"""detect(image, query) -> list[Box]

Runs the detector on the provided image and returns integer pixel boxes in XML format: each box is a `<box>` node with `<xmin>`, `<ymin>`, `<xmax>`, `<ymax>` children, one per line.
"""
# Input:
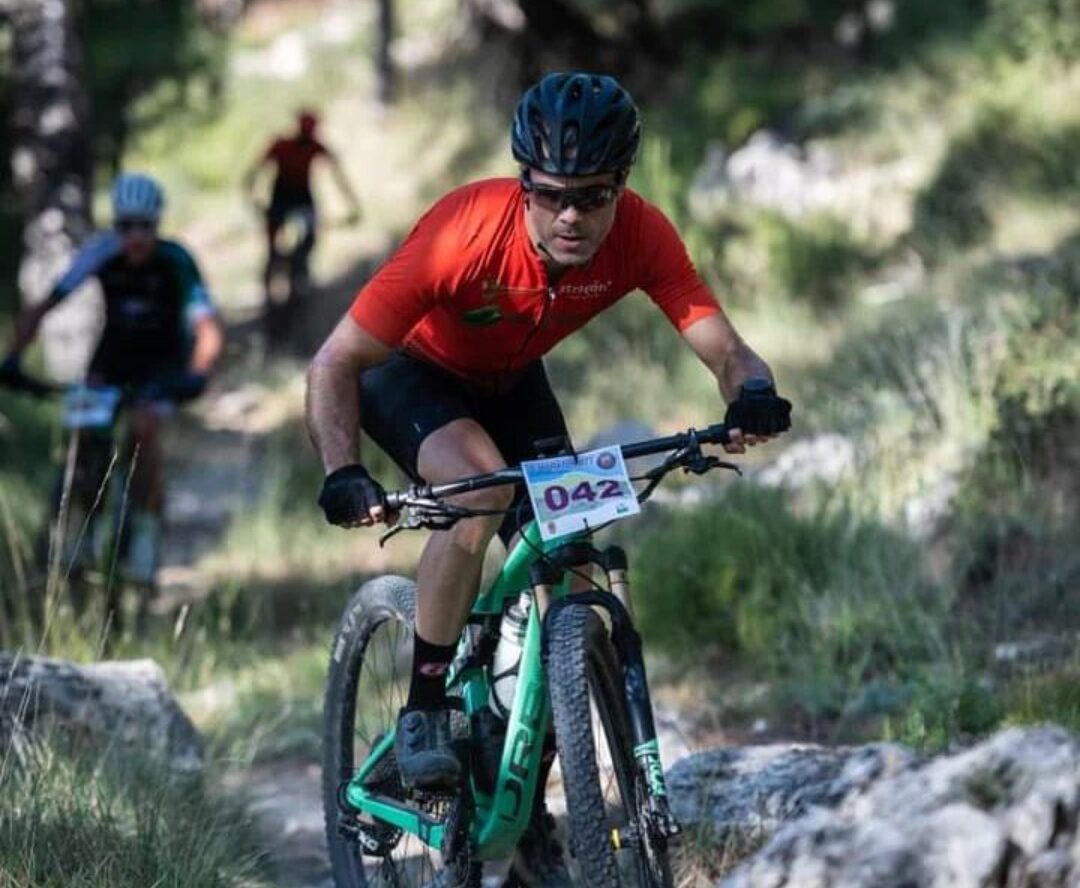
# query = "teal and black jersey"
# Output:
<box><xmin>52</xmin><ymin>233</ymin><xmax>216</xmax><ymax>380</ymax></box>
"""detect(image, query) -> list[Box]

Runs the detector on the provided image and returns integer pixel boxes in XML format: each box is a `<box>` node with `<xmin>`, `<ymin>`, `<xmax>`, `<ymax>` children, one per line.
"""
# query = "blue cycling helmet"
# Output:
<box><xmin>111</xmin><ymin>173</ymin><xmax>165</xmax><ymax>222</ymax></box>
<box><xmin>511</xmin><ymin>72</ymin><xmax>641</xmax><ymax>177</ymax></box>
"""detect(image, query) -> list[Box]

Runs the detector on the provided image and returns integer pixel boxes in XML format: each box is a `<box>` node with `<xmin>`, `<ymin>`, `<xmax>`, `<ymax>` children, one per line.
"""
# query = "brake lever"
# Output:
<box><xmin>378</xmin><ymin>522</ymin><xmax>408</xmax><ymax>547</ymax></box>
<box><xmin>377</xmin><ymin>498</ymin><xmax>470</xmax><ymax>547</ymax></box>
<box><xmin>682</xmin><ymin>454</ymin><xmax>742</xmax><ymax>476</ymax></box>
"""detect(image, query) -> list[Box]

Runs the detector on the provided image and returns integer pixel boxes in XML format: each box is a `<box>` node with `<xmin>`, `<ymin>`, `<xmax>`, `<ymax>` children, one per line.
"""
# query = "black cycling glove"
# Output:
<box><xmin>724</xmin><ymin>377</ymin><xmax>792</xmax><ymax>437</ymax></box>
<box><xmin>318</xmin><ymin>464</ymin><xmax>386</xmax><ymax>527</ymax></box>
<box><xmin>0</xmin><ymin>355</ymin><xmax>21</xmax><ymax>387</ymax></box>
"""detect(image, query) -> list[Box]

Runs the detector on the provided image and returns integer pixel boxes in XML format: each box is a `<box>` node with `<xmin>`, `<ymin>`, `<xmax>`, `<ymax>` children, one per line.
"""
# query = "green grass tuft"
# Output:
<box><xmin>0</xmin><ymin>744</ymin><xmax>268</xmax><ymax>888</ymax></box>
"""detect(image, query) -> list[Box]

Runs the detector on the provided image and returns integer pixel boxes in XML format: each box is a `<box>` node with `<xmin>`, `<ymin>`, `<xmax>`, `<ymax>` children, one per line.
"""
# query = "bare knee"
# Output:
<box><xmin>130</xmin><ymin>407</ymin><xmax>161</xmax><ymax>440</ymax></box>
<box><xmin>417</xmin><ymin>418</ymin><xmax>517</xmax><ymax>553</ymax></box>
<box><xmin>127</xmin><ymin>408</ymin><xmax>163</xmax><ymax>461</ymax></box>
<box><xmin>441</xmin><ymin>484</ymin><xmax>512</xmax><ymax>554</ymax></box>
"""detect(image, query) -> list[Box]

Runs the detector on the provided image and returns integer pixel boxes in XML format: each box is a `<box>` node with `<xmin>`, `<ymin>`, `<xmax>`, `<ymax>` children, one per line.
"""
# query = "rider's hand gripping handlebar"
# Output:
<box><xmin>375</xmin><ymin>422</ymin><xmax>740</xmax><ymax>545</ymax></box>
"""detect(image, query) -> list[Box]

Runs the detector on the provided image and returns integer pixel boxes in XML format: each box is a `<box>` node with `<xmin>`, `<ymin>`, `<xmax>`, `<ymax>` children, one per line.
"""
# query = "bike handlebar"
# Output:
<box><xmin>382</xmin><ymin>422</ymin><xmax>732</xmax><ymax>511</ymax></box>
<box><xmin>0</xmin><ymin>368</ymin><xmax>64</xmax><ymax>398</ymax></box>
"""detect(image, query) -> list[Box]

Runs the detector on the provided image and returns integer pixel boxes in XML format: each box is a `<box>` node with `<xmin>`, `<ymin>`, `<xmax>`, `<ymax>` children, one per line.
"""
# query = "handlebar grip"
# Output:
<box><xmin>703</xmin><ymin>423</ymin><xmax>731</xmax><ymax>446</ymax></box>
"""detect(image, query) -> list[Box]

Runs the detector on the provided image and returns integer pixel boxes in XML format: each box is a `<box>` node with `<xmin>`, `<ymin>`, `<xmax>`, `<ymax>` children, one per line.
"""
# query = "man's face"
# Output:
<box><xmin>115</xmin><ymin>219</ymin><xmax>158</xmax><ymax>265</ymax></box>
<box><xmin>522</xmin><ymin>168</ymin><xmax>623</xmax><ymax>269</ymax></box>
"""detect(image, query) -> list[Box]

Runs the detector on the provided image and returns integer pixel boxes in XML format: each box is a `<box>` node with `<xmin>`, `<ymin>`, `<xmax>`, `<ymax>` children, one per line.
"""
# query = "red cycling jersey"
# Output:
<box><xmin>265</xmin><ymin>136</ymin><xmax>328</xmax><ymax>196</ymax></box>
<box><xmin>349</xmin><ymin>178</ymin><xmax>720</xmax><ymax>383</ymax></box>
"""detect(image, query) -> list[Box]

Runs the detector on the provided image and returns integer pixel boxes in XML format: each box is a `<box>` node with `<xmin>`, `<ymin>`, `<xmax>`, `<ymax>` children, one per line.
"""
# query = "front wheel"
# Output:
<box><xmin>322</xmin><ymin>575</ymin><xmax>446</xmax><ymax>887</ymax></box>
<box><xmin>545</xmin><ymin>604</ymin><xmax>675</xmax><ymax>888</ymax></box>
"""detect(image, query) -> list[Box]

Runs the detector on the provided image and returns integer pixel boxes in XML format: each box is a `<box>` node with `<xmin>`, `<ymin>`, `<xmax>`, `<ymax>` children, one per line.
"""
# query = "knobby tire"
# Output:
<box><xmin>545</xmin><ymin>603</ymin><xmax>675</xmax><ymax>888</ymax></box>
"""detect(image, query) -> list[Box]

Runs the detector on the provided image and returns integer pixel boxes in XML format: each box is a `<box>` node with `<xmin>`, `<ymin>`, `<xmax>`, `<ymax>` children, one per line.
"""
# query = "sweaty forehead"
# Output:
<box><xmin>527</xmin><ymin>168</ymin><xmax>619</xmax><ymax>189</ymax></box>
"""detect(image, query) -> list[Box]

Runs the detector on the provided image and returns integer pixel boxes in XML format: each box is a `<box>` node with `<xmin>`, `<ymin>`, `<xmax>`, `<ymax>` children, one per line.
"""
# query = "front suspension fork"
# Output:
<box><xmin>534</xmin><ymin>544</ymin><xmax>681</xmax><ymax>841</ymax></box>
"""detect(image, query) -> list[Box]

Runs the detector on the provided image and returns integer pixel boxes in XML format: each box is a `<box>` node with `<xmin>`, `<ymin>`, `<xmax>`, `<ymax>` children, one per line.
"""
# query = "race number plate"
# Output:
<box><xmin>522</xmin><ymin>445</ymin><xmax>640</xmax><ymax>542</ymax></box>
<box><xmin>63</xmin><ymin>385</ymin><xmax>122</xmax><ymax>430</ymax></box>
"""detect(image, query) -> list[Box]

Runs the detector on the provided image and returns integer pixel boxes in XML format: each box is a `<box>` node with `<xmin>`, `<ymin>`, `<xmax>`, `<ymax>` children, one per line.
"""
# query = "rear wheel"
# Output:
<box><xmin>322</xmin><ymin>575</ymin><xmax>447</xmax><ymax>887</ymax></box>
<box><xmin>545</xmin><ymin>603</ymin><xmax>675</xmax><ymax>888</ymax></box>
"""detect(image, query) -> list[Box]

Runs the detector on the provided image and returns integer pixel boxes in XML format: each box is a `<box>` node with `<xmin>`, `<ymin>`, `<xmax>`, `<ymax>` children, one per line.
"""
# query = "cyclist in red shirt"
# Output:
<box><xmin>245</xmin><ymin>109</ymin><xmax>361</xmax><ymax>292</ymax></box>
<box><xmin>306</xmin><ymin>73</ymin><xmax>791</xmax><ymax>885</ymax></box>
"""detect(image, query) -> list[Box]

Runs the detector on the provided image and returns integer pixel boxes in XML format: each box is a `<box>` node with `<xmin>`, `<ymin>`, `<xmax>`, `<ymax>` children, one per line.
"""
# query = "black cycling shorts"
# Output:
<box><xmin>267</xmin><ymin>184</ymin><xmax>316</xmax><ymax>227</ymax></box>
<box><xmin>88</xmin><ymin>343</ymin><xmax>187</xmax><ymax>390</ymax></box>
<box><xmin>360</xmin><ymin>352</ymin><xmax>570</xmax><ymax>545</ymax></box>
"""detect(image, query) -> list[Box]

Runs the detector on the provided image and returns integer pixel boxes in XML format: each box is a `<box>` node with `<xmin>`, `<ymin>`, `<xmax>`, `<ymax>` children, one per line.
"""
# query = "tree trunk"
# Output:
<box><xmin>462</xmin><ymin>0</ymin><xmax>663</xmax><ymax>88</ymax></box>
<box><xmin>375</xmin><ymin>0</ymin><xmax>396</xmax><ymax>107</ymax></box>
<box><xmin>3</xmin><ymin>0</ymin><xmax>98</xmax><ymax>381</ymax></box>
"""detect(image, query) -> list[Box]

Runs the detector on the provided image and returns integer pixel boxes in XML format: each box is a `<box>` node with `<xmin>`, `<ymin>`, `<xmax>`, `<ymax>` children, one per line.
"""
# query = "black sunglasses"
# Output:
<box><xmin>520</xmin><ymin>173</ymin><xmax>619</xmax><ymax>213</ymax></box>
<box><xmin>115</xmin><ymin>219</ymin><xmax>157</xmax><ymax>234</ymax></box>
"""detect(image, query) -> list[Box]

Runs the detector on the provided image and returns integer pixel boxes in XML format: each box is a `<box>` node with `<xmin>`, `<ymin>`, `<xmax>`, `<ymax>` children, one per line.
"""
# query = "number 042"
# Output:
<box><xmin>543</xmin><ymin>479</ymin><xmax>622</xmax><ymax>513</ymax></box>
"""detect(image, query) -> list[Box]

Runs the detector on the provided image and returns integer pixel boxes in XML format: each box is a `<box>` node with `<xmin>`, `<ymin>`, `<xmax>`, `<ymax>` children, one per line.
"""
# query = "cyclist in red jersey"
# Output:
<box><xmin>244</xmin><ymin>109</ymin><xmax>361</xmax><ymax>291</ymax></box>
<box><xmin>306</xmin><ymin>73</ymin><xmax>791</xmax><ymax>886</ymax></box>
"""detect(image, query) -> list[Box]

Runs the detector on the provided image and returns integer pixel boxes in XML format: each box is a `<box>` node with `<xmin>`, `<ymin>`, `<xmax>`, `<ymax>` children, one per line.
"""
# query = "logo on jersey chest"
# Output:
<box><xmin>558</xmin><ymin>280</ymin><xmax>613</xmax><ymax>299</ymax></box>
<box><xmin>458</xmin><ymin>276</ymin><xmax>611</xmax><ymax>327</ymax></box>
<box><xmin>461</xmin><ymin>306</ymin><xmax>503</xmax><ymax>326</ymax></box>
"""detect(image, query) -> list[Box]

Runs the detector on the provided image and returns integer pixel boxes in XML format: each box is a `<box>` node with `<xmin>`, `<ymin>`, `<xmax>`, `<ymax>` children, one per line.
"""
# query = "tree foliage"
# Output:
<box><xmin>84</xmin><ymin>0</ymin><xmax>226</xmax><ymax>173</ymax></box>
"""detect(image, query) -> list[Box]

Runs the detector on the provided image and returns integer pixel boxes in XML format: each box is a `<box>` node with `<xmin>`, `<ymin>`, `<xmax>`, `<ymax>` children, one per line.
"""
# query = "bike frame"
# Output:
<box><xmin>343</xmin><ymin>520</ymin><xmax>580</xmax><ymax>860</ymax></box>
<box><xmin>342</xmin><ymin>423</ymin><xmax>730</xmax><ymax>860</ymax></box>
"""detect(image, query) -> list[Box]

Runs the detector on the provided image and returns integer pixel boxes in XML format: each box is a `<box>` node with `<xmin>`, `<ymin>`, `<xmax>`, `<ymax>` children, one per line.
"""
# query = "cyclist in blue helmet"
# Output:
<box><xmin>2</xmin><ymin>173</ymin><xmax>225</xmax><ymax>586</ymax></box>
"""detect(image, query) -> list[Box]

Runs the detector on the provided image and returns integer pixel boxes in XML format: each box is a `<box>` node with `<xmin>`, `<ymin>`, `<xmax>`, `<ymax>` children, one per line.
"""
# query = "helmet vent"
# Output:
<box><xmin>511</xmin><ymin>72</ymin><xmax>640</xmax><ymax>176</ymax></box>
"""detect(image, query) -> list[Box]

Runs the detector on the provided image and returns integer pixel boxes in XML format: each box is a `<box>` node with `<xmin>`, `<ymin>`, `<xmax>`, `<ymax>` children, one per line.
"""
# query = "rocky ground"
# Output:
<box><xmin>7</xmin><ymin>641</ymin><xmax>1077</xmax><ymax>888</ymax></box>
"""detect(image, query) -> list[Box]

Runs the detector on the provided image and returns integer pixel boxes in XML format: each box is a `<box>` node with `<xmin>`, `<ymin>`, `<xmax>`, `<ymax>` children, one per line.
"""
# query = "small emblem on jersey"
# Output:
<box><xmin>462</xmin><ymin>306</ymin><xmax>503</xmax><ymax>326</ymax></box>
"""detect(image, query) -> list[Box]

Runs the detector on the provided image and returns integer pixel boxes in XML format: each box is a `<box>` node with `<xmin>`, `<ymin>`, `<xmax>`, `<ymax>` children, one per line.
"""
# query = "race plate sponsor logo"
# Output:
<box><xmin>63</xmin><ymin>385</ymin><xmax>122</xmax><ymax>430</ymax></box>
<box><xmin>522</xmin><ymin>445</ymin><xmax>640</xmax><ymax>542</ymax></box>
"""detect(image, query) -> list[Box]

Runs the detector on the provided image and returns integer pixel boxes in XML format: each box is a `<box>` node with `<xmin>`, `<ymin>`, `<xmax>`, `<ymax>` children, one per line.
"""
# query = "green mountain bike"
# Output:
<box><xmin>322</xmin><ymin>422</ymin><xmax>738</xmax><ymax>887</ymax></box>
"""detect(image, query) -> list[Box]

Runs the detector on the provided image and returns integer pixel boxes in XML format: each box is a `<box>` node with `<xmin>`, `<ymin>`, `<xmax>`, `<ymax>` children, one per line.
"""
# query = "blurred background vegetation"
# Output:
<box><xmin>2</xmin><ymin>0</ymin><xmax>1079</xmax><ymax>884</ymax></box>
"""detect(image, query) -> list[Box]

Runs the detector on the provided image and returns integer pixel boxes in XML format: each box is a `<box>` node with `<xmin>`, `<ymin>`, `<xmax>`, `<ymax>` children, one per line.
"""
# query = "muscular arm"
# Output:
<box><xmin>243</xmin><ymin>153</ymin><xmax>267</xmax><ymax>188</ymax></box>
<box><xmin>8</xmin><ymin>294</ymin><xmax>61</xmax><ymax>356</ymax></box>
<box><xmin>325</xmin><ymin>152</ymin><xmax>361</xmax><ymax>216</ymax></box>
<box><xmin>305</xmin><ymin>316</ymin><xmax>392</xmax><ymax>472</ymax></box>
<box><xmin>243</xmin><ymin>152</ymin><xmax>272</xmax><ymax>205</ymax></box>
<box><xmin>681</xmin><ymin>308</ymin><xmax>779</xmax><ymax>451</ymax></box>
<box><xmin>189</xmin><ymin>315</ymin><xmax>224</xmax><ymax>375</ymax></box>
<box><xmin>681</xmin><ymin>308</ymin><xmax>774</xmax><ymax>402</ymax></box>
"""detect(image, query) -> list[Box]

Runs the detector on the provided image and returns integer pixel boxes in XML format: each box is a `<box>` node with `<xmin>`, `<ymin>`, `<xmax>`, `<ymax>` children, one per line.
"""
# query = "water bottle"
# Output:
<box><xmin>489</xmin><ymin>592</ymin><xmax>531</xmax><ymax>719</ymax></box>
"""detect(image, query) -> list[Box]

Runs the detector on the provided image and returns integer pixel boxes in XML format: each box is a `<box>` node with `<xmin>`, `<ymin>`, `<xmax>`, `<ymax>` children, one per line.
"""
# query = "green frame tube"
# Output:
<box><xmin>344</xmin><ymin>520</ymin><xmax>575</xmax><ymax>860</ymax></box>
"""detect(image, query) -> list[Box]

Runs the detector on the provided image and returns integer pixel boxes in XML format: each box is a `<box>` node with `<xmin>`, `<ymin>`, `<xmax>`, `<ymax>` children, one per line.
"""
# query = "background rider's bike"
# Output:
<box><xmin>264</xmin><ymin>205</ymin><xmax>316</xmax><ymax>312</ymax></box>
<box><xmin>322</xmin><ymin>422</ymin><xmax>738</xmax><ymax>887</ymax></box>
<box><xmin>0</xmin><ymin>369</ymin><xmax>161</xmax><ymax>641</ymax></box>
<box><xmin>260</xmin><ymin>205</ymin><xmax>356</xmax><ymax>344</ymax></box>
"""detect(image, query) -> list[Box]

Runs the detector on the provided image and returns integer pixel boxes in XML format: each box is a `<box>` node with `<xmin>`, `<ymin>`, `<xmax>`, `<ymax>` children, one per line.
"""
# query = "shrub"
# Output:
<box><xmin>983</xmin><ymin>0</ymin><xmax>1080</xmax><ymax>62</ymax></box>
<box><xmin>632</xmin><ymin>485</ymin><xmax>947</xmax><ymax>710</ymax></box>
<box><xmin>912</xmin><ymin>108</ymin><xmax>1080</xmax><ymax>257</ymax></box>
<box><xmin>0</xmin><ymin>744</ymin><xmax>266</xmax><ymax>888</ymax></box>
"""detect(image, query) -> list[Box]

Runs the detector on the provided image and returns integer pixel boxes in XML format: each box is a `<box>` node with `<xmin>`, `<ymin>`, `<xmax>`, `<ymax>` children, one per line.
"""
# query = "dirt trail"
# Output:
<box><xmin>159</xmin><ymin>349</ymin><xmax>726</xmax><ymax>887</ymax></box>
<box><xmin>159</xmin><ymin>337</ymin><xmax>738</xmax><ymax>888</ymax></box>
<box><xmin>155</xmin><ymin>332</ymin><xmax>332</xmax><ymax>888</ymax></box>
<box><xmin>230</xmin><ymin>698</ymin><xmax>711</xmax><ymax>887</ymax></box>
<box><xmin>156</xmin><ymin>334</ymin><xmax>274</xmax><ymax>609</ymax></box>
